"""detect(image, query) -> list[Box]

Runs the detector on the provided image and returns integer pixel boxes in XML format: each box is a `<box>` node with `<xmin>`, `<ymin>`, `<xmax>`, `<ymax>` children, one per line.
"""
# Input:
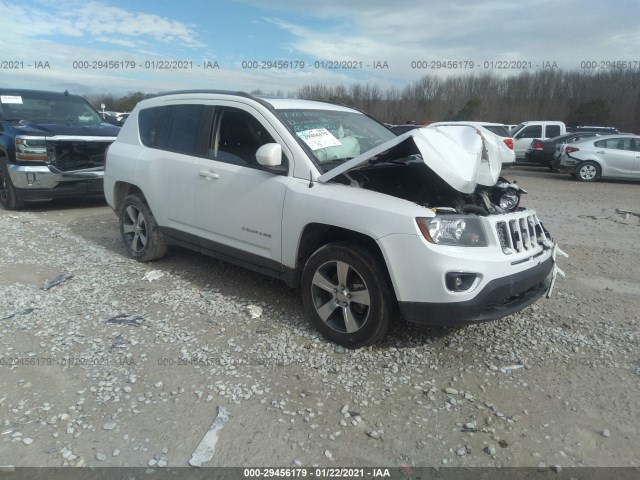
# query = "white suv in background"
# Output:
<box><xmin>104</xmin><ymin>90</ymin><xmax>558</xmax><ymax>347</ymax></box>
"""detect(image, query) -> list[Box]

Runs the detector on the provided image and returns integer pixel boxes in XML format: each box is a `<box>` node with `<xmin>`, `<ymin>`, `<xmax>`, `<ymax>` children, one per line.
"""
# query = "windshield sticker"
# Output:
<box><xmin>0</xmin><ymin>95</ymin><xmax>23</xmax><ymax>104</ymax></box>
<box><xmin>296</xmin><ymin>128</ymin><xmax>342</xmax><ymax>151</ymax></box>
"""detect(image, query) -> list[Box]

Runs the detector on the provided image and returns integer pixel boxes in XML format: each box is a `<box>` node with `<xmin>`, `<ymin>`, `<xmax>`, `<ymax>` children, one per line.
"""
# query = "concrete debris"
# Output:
<box><xmin>189</xmin><ymin>406</ymin><xmax>230</xmax><ymax>467</ymax></box>
<box><xmin>142</xmin><ymin>270</ymin><xmax>165</xmax><ymax>282</ymax></box>
<box><xmin>42</xmin><ymin>273</ymin><xmax>73</xmax><ymax>291</ymax></box>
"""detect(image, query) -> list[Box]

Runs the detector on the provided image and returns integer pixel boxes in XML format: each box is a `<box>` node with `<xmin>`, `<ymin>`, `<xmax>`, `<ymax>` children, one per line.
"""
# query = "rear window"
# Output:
<box><xmin>482</xmin><ymin>125</ymin><xmax>510</xmax><ymax>137</ymax></box>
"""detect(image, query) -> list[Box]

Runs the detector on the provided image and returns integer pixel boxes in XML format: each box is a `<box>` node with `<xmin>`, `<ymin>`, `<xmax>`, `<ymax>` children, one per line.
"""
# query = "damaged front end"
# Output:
<box><xmin>319</xmin><ymin>126</ymin><xmax>528</xmax><ymax>216</ymax></box>
<box><xmin>45</xmin><ymin>136</ymin><xmax>114</xmax><ymax>173</ymax></box>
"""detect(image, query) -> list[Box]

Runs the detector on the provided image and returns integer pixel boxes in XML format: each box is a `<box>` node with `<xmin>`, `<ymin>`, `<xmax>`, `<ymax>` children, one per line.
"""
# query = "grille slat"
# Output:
<box><xmin>495</xmin><ymin>213</ymin><xmax>549</xmax><ymax>255</ymax></box>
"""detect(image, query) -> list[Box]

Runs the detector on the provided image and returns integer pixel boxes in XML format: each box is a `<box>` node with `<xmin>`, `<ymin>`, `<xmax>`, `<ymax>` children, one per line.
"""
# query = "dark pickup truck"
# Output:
<box><xmin>0</xmin><ymin>89</ymin><xmax>120</xmax><ymax>209</ymax></box>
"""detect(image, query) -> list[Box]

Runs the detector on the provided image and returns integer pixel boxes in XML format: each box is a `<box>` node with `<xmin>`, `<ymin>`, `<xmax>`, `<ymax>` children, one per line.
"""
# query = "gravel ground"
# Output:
<box><xmin>0</xmin><ymin>167</ymin><xmax>638</xmax><ymax>469</ymax></box>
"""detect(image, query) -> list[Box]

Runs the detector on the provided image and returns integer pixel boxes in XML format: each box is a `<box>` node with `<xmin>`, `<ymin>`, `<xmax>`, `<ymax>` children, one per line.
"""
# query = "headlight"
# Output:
<box><xmin>499</xmin><ymin>188</ymin><xmax>521</xmax><ymax>211</ymax></box>
<box><xmin>416</xmin><ymin>216</ymin><xmax>488</xmax><ymax>246</ymax></box>
<box><xmin>15</xmin><ymin>136</ymin><xmax>47</xmax><ymax>161</ymax></box>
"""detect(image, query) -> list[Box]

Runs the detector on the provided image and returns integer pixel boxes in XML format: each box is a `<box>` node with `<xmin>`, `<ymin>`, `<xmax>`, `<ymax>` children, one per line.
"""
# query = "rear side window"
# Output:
<box><xmin>518</xmin><ymin>125</ymin><xmax>542</xmax><ymax>138</ymax></box>
<box><xmin>546</xmin><ymin>125</ymin><xmax>561</xmax><ymax>137</ymax></box>
<box><xmin>167</xmin><ymin>104</ymin><xmax>206</xmax><ymax>155</ymax></box>
<box><xmin>139</xmin><ymin>106</ymin><xmax>171</xmax><ymax>148</ymax></box>
<box><xmin>595</xmin><ymin>138</ymin><xmax>634</xmax><ymax>150</ymax></box>
<box><xmin>138</xmin><ymin>104</ymin><xmax>212</xmax><ymax>156</ymax></box>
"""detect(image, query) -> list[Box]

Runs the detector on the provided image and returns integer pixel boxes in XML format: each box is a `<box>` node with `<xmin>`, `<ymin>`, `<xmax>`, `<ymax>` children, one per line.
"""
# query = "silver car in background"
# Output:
<box><xmin>555</xmin><ymin>134</ymin><xmax>640</xmax><ymax>181</ymax></box>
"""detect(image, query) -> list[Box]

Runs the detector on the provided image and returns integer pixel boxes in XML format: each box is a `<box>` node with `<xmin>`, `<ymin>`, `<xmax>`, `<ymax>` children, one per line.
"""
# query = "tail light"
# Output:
<box><xmin>565</xmin><ymin>146</ymin><xmax>579</xmax><ymax>153</ymax></box>
<box><xmin>503</xmin><ymin>138</ymin><xmax>514</xmax><ymax>150</ymax></box>
<box><xmin>531</xmin><ymin>140</ymin><xmax>543</xmax><ymax>150</ymax></box>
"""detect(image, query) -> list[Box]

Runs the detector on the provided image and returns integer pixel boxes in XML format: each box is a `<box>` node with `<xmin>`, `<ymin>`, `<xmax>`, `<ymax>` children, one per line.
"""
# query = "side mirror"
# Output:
<box><xmin>256</xmin><ymin>143</ymin><xmax>282</xmax><ymax>167</ymax></box>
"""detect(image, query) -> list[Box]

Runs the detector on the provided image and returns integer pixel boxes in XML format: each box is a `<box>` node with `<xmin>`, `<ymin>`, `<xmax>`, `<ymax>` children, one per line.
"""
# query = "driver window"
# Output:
<box><xmin>210</xmin><ymin>108</ymin><xmax>283</xmax><ymax>169</ymax></box>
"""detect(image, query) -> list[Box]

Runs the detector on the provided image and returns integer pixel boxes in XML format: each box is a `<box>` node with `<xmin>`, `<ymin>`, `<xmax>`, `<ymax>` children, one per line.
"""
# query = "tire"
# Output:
<box><xmin>119</xmin><ymin>194</ymin><xmax>167</xmax><ymax>261</ymax></box>
<box><xmin>575</xmin><ymin>161</ymin><xmax>600</xmax><ymax>182</ymax></box>
<box><xmin>301</xmin><ymin>242</ymin><xmax>394</xmax><ymax>348</ymax></box>
<box><xmin>0</xmin><ymin>163</ymin><xmax>24</xmax><ymax>210</ymax></box>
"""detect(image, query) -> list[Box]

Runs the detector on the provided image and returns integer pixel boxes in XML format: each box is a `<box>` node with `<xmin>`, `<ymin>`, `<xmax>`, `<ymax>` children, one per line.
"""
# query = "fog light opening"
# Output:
<box><xmin>445</xmin><ymin>272</ymin><xmax>478</xmax><ymax>292</ymax></box>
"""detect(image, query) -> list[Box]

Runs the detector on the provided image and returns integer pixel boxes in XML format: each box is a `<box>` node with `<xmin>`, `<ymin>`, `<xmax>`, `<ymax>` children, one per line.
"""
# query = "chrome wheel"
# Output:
<box><xmin>577</xmin><ymin>162</ymin><xmax>599</xmax><ymax>182</ymax></box>
<box><xmin>119</xmin><ymin>194</ymin><xmax>167</xmax><ymax>262</ymax></box>
<box><xmin>301</xmin><ymin>242</ymin><xmax>393</xmax><ymax>347</ymax></box>
<box><xmin>122</xmin><ymin>204</ymin><xmax>148</xmax><ymax>253</ymax></box>
<box><xmin>310</xmin><ymin>260</ymin><xmax>371</xmax><ymax>334</ymax></box>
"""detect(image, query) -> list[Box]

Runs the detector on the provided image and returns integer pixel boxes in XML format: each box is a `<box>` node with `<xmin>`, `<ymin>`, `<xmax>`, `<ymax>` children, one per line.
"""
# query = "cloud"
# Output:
<box><xmin>245</xmin><ymin>0</ymin><xmax>640</xmax><ymax>79</ymax></box>
<box><xmin>0</xmin><ymin>0</ymin><xmax>204</xmax><ymax>49</ymax></box>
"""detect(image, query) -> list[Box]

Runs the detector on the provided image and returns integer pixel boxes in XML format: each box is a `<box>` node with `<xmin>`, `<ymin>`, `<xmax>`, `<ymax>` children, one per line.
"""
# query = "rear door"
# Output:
<box><xmin>633</xmin><ymin>139</ymin><xmax>640</xmax><ymax>177</ymax></box>
<box><xmin>595</xmin><ymin>138</ymin><xmax>636</xmax><ymax>177</ymax></box>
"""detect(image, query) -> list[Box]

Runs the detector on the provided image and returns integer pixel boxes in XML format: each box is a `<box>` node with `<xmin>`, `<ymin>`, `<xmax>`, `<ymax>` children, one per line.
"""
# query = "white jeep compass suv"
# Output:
<box><xmin>104</xmin><ymin>90</ymin><xmax>558</xmax><ymax>347</ymax></box>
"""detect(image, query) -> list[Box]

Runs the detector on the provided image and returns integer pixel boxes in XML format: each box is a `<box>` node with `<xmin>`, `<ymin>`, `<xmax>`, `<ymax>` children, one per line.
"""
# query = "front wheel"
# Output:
<box><xmin>0</xmin><ymin>164</ymin><xmax>24</xmax><ymax>210</ymax></box>
<box><xmin>575</xmin><ymin>161</ymin><xmax>600</xmax><ymax>182</ymax></box>
<box><xmin>119</xmin><ymin>194</ymin><xmax>167</xmax><ymax>261</ymax></box>
<box><xmin>301</xmin><ymin>242</ymin><xmax>394</xmax><ymax>348</ymax></box>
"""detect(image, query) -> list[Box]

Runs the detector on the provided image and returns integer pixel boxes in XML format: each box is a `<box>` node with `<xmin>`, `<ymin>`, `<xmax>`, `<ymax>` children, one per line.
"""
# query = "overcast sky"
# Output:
<box><xmin>1</xmin><ymin>0</ymin><xmax>638</xmax><ymax>96</ymax></box>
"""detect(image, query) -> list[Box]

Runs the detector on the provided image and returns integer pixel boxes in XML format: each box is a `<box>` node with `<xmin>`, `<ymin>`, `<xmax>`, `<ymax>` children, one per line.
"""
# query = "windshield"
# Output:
<box><xmin>276</xmin><ymin>109</ymin><xmax>396</xmax><ymax>172</ymax></box>
<box><xmin>0</xmin><ymin>92</ymin><xmax>103</xmax><ymax>124</ymax></box>
<box><xmin>510</xmin><ymin>122</ymin><xmax>526</xmax><ymax>136</ymax></box>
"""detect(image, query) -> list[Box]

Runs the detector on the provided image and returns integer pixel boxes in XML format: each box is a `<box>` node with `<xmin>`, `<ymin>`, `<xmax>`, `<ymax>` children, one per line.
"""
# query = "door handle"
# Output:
<box><xmin>199</xmin><ymin>170</ymin><xmax>220</xmax><ymax>179</ymax></box>
<box><xmin>596</xmin><ymin>151</ymin><xmax>605</xmax><ymax>154</ymax></box>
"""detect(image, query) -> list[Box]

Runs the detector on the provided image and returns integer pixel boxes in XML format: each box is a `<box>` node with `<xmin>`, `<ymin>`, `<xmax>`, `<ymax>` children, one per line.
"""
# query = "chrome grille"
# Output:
<box><xmin>495</xmin><ymin>213</ymin><xmax>550</xmax><ymax>255</ymax></box>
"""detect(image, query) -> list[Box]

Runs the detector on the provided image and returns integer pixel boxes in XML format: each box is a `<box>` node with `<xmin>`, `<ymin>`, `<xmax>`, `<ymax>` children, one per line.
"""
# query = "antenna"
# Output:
<box><xmin>308</xmin><ymin>170</ymin><xmax>314</xmax><ymax>188</ymax></box>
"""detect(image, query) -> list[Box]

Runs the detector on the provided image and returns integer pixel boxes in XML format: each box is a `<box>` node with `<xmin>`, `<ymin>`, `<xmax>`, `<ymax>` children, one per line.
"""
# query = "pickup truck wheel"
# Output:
<box><xmin>301</xmin><ymin>242</ymin><xmax>393</xmax><ymax>348</ymax></box>
<box><xmin>0</xmin><ymin>164</ymin><xmax>24</xmax><ymax>210</ymax></box>
<box><xmin>119</xmin><ymin>194</ymin><xmax>167</xmax><ymax>261</ymax></box>
<box><xmin>575</xmin><ymin>161</ymin><xmax>600</xmax><ymax>182</ymax></box>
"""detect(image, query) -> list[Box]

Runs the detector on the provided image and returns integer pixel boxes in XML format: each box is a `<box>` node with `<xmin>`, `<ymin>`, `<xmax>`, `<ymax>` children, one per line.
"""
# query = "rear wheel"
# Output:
<box><xmin>0</xmin><ymin>163</ymin><xmax>24</xmax><ymax>210</ymax></box>
<box><xmin>119</xmin><ymin>194</ymin><xmax>167</xmax><ymax>261</ymax></box>
<box><xmin>575</xmin><ymin>161</ymin><xmax>600</xmax><ymax>182</ymax></box>
<box><xmin>301</xmin><ymin>242</ymin><xmax>394</xmax><ymax>348</ymax></box>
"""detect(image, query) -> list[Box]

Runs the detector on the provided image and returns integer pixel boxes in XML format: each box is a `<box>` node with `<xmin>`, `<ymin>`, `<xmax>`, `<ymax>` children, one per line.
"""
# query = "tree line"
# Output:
<box><xmin>86</xmin><ymin>69</ymin><xmax>640</xmax><ymax>133</ymax></box>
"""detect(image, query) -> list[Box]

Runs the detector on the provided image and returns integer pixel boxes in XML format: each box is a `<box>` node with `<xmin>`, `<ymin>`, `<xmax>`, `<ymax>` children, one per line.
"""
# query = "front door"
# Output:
<box><xmin>193</xmin><ymin>105</ymin><xmax>291</xmax><ymax>267</ymax></box>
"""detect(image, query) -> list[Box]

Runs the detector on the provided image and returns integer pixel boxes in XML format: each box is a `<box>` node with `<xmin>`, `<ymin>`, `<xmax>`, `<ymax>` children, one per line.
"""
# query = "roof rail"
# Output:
<box><xmin>148</xmin><ymin>90</ymin><xmax>274</xmax><ymax>110</ymax></box>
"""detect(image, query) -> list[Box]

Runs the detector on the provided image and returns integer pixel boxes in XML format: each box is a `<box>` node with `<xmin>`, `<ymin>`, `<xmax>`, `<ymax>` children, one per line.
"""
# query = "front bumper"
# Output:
<box><xmin>8</xmin><ymin>164</ymin><xmax>104</xmax><ymax>201</ymax></box>
<box><xmin>398</xmin><ymin>256</ymin><xmax>553</xmax><ymax>326</ymax></box>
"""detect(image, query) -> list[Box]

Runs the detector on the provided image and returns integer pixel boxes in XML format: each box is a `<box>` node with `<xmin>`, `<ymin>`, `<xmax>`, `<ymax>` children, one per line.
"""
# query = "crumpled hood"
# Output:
<box><xmin>318</xmin><ymin>126</ymin><xmax>502</xmax><ymax>194</ymax></box>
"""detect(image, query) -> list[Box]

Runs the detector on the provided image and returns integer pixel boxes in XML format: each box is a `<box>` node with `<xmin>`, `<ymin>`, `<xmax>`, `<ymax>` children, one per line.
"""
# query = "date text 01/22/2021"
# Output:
<box><xmin>242</xmin><ymin>468</ymin><xmax>392</xmax><ymax>478</ymax></box>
